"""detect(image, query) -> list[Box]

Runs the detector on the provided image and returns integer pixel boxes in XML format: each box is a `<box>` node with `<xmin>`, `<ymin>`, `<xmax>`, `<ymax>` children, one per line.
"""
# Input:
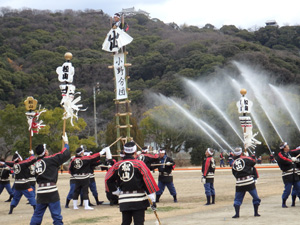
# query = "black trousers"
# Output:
<box><xmin>122</xmin><ymin>209</ymin><xmax>145</xmax><ymax>225</ymax></box>
<box><xmin>73</xmin><ymin>178</ymin><xmax>89</xmax><ymax>200</ymax></box>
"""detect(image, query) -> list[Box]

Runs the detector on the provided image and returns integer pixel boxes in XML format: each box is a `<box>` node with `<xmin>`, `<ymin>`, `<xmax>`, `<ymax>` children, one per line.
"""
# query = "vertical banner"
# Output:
<box><xmin>236</xmin><ymin>89</ymin><xmax>261</xmax><ymax>150</ymax></box>
<box><xmin>114</xmin><ymin>53</ymin><xmax>128</xmax><ymax>100</ymax></box>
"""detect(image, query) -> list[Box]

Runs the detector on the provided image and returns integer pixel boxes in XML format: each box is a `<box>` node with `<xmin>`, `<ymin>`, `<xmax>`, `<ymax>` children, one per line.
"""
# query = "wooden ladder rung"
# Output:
<box><xmin>116</xmin><ymin>112</ymin><xmax>132</xmax><ymax>116</ymax></box>
<box><xmin>117</xmin><ymin>125</ymin><xmax>133</xmax><ymax>129</ymax></box>
<box><xmin>114</xmin><ymin>100</ymin><xmax>131</xmax><ymax>104</ymax></box>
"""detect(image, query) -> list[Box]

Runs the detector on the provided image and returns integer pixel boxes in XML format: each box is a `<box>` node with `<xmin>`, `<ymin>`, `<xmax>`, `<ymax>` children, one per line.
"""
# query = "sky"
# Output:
<box><xmin>0</xmin><ymin>0</ymin><xmax>300</xmax><ymax>29</ymax></box>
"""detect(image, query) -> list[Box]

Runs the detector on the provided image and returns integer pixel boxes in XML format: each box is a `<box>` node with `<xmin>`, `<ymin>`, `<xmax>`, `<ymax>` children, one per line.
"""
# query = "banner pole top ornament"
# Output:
<box><xmin>24</xmin><ymin>96</ymin><xmax>37</xmax><ymax>111</ymax></box>
<box><xmin>64</xmin><ymin>52</ymin><xmax>73</xmax><ymax>61</ymax></box>
<box><xmin>240</xmin><ymin>88</ymin><xmax>247</xmax><ymax>96</ymax></box>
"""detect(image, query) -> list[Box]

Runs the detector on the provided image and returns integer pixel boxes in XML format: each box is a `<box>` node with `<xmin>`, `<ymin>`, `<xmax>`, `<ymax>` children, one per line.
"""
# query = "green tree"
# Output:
<box><xmin>0</xmin><ymin>104</ymin><xmax>28</xmax><ymax>158</ymax></box>
<box><xmin>140</xmin><ymin>105</ymin><xmax>192</xmax><ymax>154</ymax></box>
<box><xmin>105</xmin><ymin>116</ymin><xmax>144</xmax><ymax>154</ymax></box>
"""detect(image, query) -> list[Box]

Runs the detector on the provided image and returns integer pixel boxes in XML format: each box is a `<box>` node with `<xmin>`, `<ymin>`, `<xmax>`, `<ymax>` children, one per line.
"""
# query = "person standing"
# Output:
<box><xmin>219</xmin><ymin>151</ymin><xmax>225</xmax><ymax>167</ymax></box>
<box><xmin>269</xmin><ymin>152</ymin><xmax>275</xmax><ymax>163</ymax></box>
<box><xmin>155</xmin><ymin>149</ymin><xmax>177</xmax><ymax>203</ymax></box>
<box><xmin>276</xmin><ymin>142</ymin><xmax>300</xmax><ymax>208</ymax></box>
<box><xmin>0</xmin><ymin>159</ymin><xmax>14</xmax><ymax>202</ymax></box>
<box><xmin>232</xmin><ymin>147</ymin><xmax>261</xmax><ymax>218</ymax></box>
<box><xmin>89</xmin><ymin>155</ymin><xmax>104</xmax><ymax>206</ymax></box>
<box><xmin>137</xmin><ymin>146</ymin><xmax>159</xmax><ymax>171</ymax></box>
<box><xmin>105</xmin><ymin>142</ymin><xmax>159</xmax><ymax>225</ymax></box>
<box><xmin>69</xmin><ymin>146</ymin><xmax>109</xmax><ymax>210</ymax></box>
<box><xmin>3</xmin><ymin>151</ymin><xmax>37</xmax><ymax>214</ymax></box>
<box><xmin>228</xmin><ymin>151</ymin><xmax>234</xmax><ymax>167</ymax></box>
<box><xmin>201</xmin><ymin>148</ymin><xmax>216</xmax><ymax>205</ymax></box>
<box><xmin>30</xmin><ymin>133</ymin><xmax>70</xmax><ymax>225</ymax></box>
<box><xmin>112</xmin><ymin>13</ymin><xmax>129</xmax><ymax>31</ymax></box>
<box><xmin>65</xmin><ymin>156</ymin><xmax>75</xmax><ymax>208</ymax></box>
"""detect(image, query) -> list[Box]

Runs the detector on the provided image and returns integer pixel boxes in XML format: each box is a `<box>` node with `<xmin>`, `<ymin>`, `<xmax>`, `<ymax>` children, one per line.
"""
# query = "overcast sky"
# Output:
<box><xmin>0</xmin><ymin>0</ymin><xmax>300</xmax><ymax>29</ymax></box>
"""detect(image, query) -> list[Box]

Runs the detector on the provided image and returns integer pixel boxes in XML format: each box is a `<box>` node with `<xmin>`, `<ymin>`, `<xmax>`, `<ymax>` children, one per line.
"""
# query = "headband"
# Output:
<box><xmin>280</xmin><ymin>142</ymin><xmax>288</xmax><ymax>150</ymax></box>
<box><xmin>77</xmin><ymin>149</ymin><xmax>84</xmax><ymax>155</ymax></box>
<box><xmin>207</xmin><ymin>148</ymin><xmax>214</xmax><ymax>156</ymax></box>
<box><xmin>124</xmin><ymin>145</ymin><xmax>137</xmax><ymax>153</ymax></box>
<box><xmin>234</xmin><ymin>147</ymin><xmax>242</xmax><ymax>156</ymax></box>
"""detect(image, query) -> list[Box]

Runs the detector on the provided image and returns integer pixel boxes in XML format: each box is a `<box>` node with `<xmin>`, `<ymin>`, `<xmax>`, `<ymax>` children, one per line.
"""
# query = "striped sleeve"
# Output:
<box><xmin>278</xmin><ymin>152</ymin><xmax>292</xmax><ymax>163</ymax></box>
<box><xmin>135</xmin><ymin>160</ymin><xmax>159</xmax><ymax>193</ymax></box>
<box><xmin>104</xmin><ymin>163</ymin><xmax>120</xmax><ymax>192</ymax></box>
<box><xmin>203</xmin><ymin>158</ymin><xmax>210</xmax><ymax>177</ymax></box>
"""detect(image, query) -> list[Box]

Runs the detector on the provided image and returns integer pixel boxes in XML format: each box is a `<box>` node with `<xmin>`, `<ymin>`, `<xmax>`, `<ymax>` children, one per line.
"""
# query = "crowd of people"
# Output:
<box><xmin>0</xmin><ymin>137</ymin><xmax>179</xmax><ymax>224</ymax></box>
<box><xmin>0</xmin><ymin>129</ymin><xmax>298</xmax><ymax>224</ymax></box>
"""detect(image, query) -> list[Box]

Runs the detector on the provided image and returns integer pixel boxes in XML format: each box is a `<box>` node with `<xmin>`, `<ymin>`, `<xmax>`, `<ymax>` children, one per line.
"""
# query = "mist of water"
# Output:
<box><xmin>231</xmin><ymin>78</ymin><xmax>272</xmax><ymax>153</ymax></box>
<box><xmin>146</xmin><ymin>61</ymin><xmax>300</xmax><ymax>153</ymax></box>
<box><xmin>234</xmin><ymin>62</ymin><xmax>284</xmax><ymax>142</ymax></box>
<box><xmin>152</xmin><ymin>93</ymin><xmax>227</xmax><ymax>150</ymax></box>
<box><xmin>184</xmin><ymin>78</ymin><xmax>244</xmax><ymax>143</ymax></box>
<box><xmin>270</xmin><ymin>84</ymin><xmax>300</xmax><ymax>133</ymax></box>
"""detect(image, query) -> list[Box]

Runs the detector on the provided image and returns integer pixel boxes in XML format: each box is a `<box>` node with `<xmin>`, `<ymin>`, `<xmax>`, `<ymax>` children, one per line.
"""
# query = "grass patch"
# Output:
<box><xmin>146</xmin><ymin>206</ymin><xmax>181</xmax><ymax>214</ymax></box>
<box><xmin>72</xmin><ymin>216</ymin><xmax>109</xmax><ymax>223</ymax></box>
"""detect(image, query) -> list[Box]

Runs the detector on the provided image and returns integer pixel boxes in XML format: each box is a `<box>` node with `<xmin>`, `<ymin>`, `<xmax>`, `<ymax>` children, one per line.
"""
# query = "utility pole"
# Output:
<box><xmin>93</xmin><ymin>82</ymin><xmax>100</xmax><ymax>147</ymax></box>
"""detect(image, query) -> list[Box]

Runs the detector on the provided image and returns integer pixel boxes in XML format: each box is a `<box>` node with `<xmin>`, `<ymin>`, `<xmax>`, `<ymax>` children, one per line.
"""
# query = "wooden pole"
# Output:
<box><xmin>62</xmin><ymin>116</ymin><xmax>66</xmax><ymax>149</ymax></box>
<box><xmin>109</xmin><ymin>136</ymin><xmax>123</xmax><ymax>148</ymax></box>
<box><xmin>147</xmin><ymin>195</ymin><xmax>162</xmax><ymax>225</ymax></box>
<box><xmin>29</xmin><ymin>130</ymin><xmax>32</xmax><ymax>151</ymax></box>
<box><xmin>134</xmin><ymin>142</ymin><xmax>142</xmax><ymax>150</ymax></box>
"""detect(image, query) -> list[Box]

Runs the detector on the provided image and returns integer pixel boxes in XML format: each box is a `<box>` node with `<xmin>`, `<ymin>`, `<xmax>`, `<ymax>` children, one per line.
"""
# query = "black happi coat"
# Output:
<box><xmin>232</xmin><ymin>155</ymin><xmax>258</xmax><ymax>192</ymax></box>
<box><xmin>105</xmin><ymin>155</ymin><xmax>159</xmax><ymax>212</ymax></box>
<box><xmin>35</xmin><ymin>144</ymin><xmax>70</xmax><ymax>204</ymax></box>
<box><xmin>276</xmin><ymin>148</ymin><xmax>300</xmax><ymax>183</ymax></box>
<box><xmin>6</xmin><ymin>156</ymin><xmax>36</xmax><ymax>191</ymax></box>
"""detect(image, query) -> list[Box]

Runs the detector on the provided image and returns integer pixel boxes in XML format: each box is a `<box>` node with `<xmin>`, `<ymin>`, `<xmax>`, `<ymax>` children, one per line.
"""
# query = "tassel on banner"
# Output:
<box><xmin>59</xmin><ymin>84</ymin><xmax>86</xmax><ymax>126</ymax></box>
<box><xmin>24</xmin><ymin>97</ymin><xmax>46</xmax><ymax>137</ymax></box>
<box><xmin>56</xmin><ymin>53</ymin><xmax>86</xmax><ymax>127</ymax></box>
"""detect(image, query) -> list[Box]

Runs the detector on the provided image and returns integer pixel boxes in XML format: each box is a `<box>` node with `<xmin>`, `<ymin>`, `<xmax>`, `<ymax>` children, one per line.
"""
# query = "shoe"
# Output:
<box><xmin>73</xmin><ymin>200</ymin><xmax>79</xmax><ymax>210</ymax></box>
<box><xmin>8</xmin><ymin>205</ymin><xmax>15</xmax><ymax>214</ymax></box>
<box><xmin>205</xmin><ymin>195</ymin><xmax>211</xmax><ymax>205</ymax></box>
<box><xmin>65</xmin><ymin>199</ymin><xmax>70</xmax><ymax>208</ymax></box>
<box><xmin>84</xmin><ymin>200</ymin><xmax>94</xmax><ymax>210</ymax></box>
<box><xmin>232</xmin><ymin>205</ymin><xmax>240</xmax><ymax>218</ymax></box>
<box><xmin>282</xmin><ymin>199</ymin><xmax>288</xmax><ymax>208</ymax></box>
<box><xmin>173</xmin><ymin>195</ymin><xmax>178</xmax><ymax>203</ymax></box>
<box><xmin>254</xmin><ymin>204</ymin><xmax>260</xmax><ymax>217</ymax></box>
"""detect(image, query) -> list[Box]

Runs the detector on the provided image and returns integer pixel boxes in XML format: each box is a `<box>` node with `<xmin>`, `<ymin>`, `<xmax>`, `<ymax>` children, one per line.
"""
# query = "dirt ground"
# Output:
<box><xmin>0</xmin><ymin>165</ymin><xmax>298</xmax><ymax>225</ymax></box>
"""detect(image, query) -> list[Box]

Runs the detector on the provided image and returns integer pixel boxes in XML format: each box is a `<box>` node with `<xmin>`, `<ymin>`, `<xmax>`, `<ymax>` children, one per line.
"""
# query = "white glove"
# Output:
<box><xmin>62</xmin><ymin>133</ymin><xmax>68</xmax><ymax>143</ymax></box>
<box><xmin>166</xmin><ymin>162</ymin><xmax>172</xmax><ymax>166</ymax></box>
<box><xmin>152</xmin><ymin>150</ymin><xmax>158</xmax><ymax>154</ymax></box>
<box><xmin>292</xmin><ymin>157</ymin><xmax>297</xmax><ymax>162</ymax></box>
<box><xmin>148</xmin><ymin>193</ymin><xmax>156</xmax><ymax>203</ymax></box>
<box><xmin>100</xmin><ymin>147</ymin><xmax>109</xmax><ymax>155</ymax></box>
<box><xmin>29</xmin><ymin>150</ymin><xmax>34</xmax><ymax>155</ymax></box>
<box><xmin>106</xmin><ymin>148</ymin><xmax>112</xmax><ymax>160</ymax></box>
<box><xmin>112</xmin><ymin>188</ymin><xmax>121</xmax><ymax>196</ymax></box>
<box><xmin>201</xmin><ymin>177</ymin><xmax>206</xmax><ymax>184</ymax></box>
<box><xmin>254</xmin><ymin>179</ymin><xmax>258</xmax><ymax>184</ymax></box>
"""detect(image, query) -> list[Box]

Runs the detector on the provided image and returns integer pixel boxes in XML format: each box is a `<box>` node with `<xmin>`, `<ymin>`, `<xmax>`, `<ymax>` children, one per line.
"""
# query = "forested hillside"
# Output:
<box><xmin>1</xmin><ymin>7</ymin><xmax>300</xmax><ymax>162</ymax></box>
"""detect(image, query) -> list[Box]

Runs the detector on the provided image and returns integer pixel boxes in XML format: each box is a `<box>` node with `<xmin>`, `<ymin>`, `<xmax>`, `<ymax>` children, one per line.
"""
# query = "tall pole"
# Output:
<box><xmin>24</xmin><ymin>96</ymin><xmax>37</xmax><ymax>151</ymax></box>
<box><xmin>93</xmin><ymin>86</ymin><xmax>98</xmax><ymax>147</ymax></box>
